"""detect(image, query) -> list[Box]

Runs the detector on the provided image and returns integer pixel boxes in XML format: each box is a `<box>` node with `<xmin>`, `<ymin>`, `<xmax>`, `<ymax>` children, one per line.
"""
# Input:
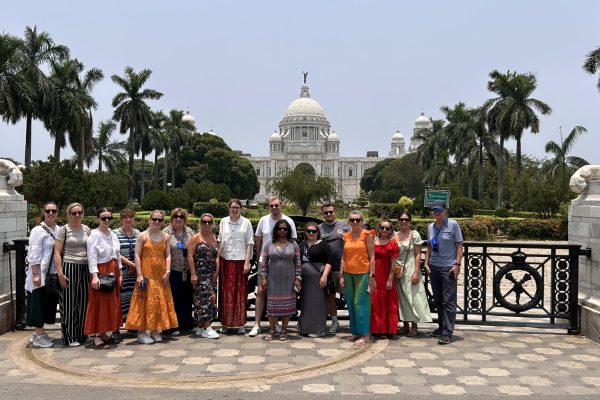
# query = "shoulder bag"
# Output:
<box><xmin>394</xmin><ymin>231</ymin><xmax>413</xmax><ymax>279</ymax></box>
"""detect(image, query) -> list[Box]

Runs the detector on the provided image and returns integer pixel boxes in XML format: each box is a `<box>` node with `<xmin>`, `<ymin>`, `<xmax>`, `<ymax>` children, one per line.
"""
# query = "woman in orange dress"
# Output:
<box><xmin>126</xmin><ymin>210</ymin><xmax>178</xmax><ymax>344</ymax></box>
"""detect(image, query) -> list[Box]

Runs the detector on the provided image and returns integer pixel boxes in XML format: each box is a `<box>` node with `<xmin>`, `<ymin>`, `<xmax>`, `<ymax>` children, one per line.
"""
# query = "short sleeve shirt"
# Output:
<box><xmin>427</xmin><ymin>218</ymin><xmax>463</xmax><ymax>268</ymax></box>
<box><xmin>218</xmin><ymin>216</ymin><xmax>254</xmax><ymax>261</ymax></box>
<box><xmin>255</xmin><ymin>214</ymin><xmax>297</xmax><ymax>262</ymax></box>
<box><xmin>318</xmin><ymin>220</ymin><xmax>349</xmax><ymax>271</ymax></box>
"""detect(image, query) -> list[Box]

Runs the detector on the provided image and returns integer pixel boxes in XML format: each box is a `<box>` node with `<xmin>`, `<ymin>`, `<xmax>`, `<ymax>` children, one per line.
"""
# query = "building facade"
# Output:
<box><xmin>243</xmin><ymin>81</ymin><xmax>431</xmax><ymax>202</ymax></box>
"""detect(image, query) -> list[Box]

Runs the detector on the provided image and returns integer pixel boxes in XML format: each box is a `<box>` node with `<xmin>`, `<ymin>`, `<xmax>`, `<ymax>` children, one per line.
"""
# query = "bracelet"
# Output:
<box><xmin>32</xmin><ymin>272</ymin><xmax>40</xmax><ymax>275</ymax></box>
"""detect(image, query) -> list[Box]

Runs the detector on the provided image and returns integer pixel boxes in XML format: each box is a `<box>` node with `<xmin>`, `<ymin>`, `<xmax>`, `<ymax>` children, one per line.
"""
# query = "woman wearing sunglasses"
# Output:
<box><xmin>187</xmin><ymin>213</ymin><xmax>219</xmax><ymax>339</ymax></box>
<box><xmin>298</xmin><ymin>221</ymin><xmax>333</xmax><ymax>338</ymax></box>
<box><xmin>370</xmin><ymin>220</ymin><xmax>399</xmax><ymax>339</ymax></box>
<box><xmin>84</xmin><ymin>208</ymin><xmax>122</xmax><ymax>349</ymax></box>
<box><xmin>54</xmin><ymin>202</ymin><xmax>91</xmax><ymax>347</ymax></box>
<box><xmin>339</xmin><ymin>211</ymin><xmax>375</xmax><ymax>346</ymax></box>
<box><xmin>395</xmin><ymin>212</ymin><xmax>431</xmax><ymax>338</ymax></box>
<box><xmin>259</xmin><ymin>219</ymin><xmax>301</xmax><ymax>341</ymax></box>
<box><xmin>126</xmin><ymin>210</ymin><xmax>178</xmax><ymax>344</ymax></box>
<box><xmin>25</xmin><ymin>202</ymin><xmax>61</xmax><ymax>348</ymax></box>
<box><xmin>162</xmin><ymin>208</ymin><xmax>195</xmax><ymax>335</ymax></box>
<box><xmin>113</xmin><ymin>208</ymin><xmax>140</xmax><ymax>332</ymax></box>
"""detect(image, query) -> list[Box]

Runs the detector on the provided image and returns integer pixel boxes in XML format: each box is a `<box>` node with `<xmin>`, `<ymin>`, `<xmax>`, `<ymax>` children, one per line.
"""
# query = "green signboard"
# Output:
<box><xmin>424</xmin><ymin>190</ymin><xmax>450</xmax><ymax>207</ymax></box>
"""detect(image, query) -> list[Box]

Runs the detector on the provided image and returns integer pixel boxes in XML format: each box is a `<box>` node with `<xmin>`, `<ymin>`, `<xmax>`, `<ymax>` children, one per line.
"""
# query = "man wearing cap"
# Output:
<box><xmin>424</xmin><ymin>200</ymin><xmax>463</xmax><ymax>345</ymax></box>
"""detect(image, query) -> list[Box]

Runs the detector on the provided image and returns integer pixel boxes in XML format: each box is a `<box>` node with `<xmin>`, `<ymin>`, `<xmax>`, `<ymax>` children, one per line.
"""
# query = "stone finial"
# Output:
<box><xmin>0</xmin><ymin>158</ymin><xmax>24</xmax><ymax>196</ymax></box>
<box><xmin>570</xmin><ymin>165</ymin><xmax>600</xmax><ymax>194</ymax></box>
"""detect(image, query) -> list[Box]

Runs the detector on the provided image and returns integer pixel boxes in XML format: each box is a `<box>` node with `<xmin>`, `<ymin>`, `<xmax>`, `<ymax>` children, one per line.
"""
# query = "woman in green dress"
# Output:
<box><xmin>394</xmin><ymin>211</ymin><xmax>432</xmax><ymax>337</ymax></box>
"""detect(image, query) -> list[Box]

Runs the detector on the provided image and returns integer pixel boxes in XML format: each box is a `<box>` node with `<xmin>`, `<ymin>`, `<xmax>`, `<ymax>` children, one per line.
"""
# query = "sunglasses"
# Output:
<box><xmin>44</xmin><ymin>209</ymin><xmax>58</xmax><ymax>214</ymax></box>
<box><xmin>100</xmin><ymin>216</ymin><xmax>113</xmax><ymax>221</ymax></box>
<box><xmin>379</xmin><ymin>226</ymin><xmax>392</xmax><ymax>231</ymax></box>
<box><xmin>323</xmin><ymin>210</ymin><xmax>334</xmax><ymax>215</ymax></box>
<box><xmin>172</xmin><ymin>215</ymin><xmax>185</xmax><ymax>220</ymax></box>
<box><xmin>269</xmin><ymin>204</ymin><xmax>280</xmax><ymax>208</ymax></box>
<box><xmin>398</xmin><ymin>218</ymin><xmax>410</xmax><ymax>222</ymax></box>
<box><xmin>201</xmin><ymin>220</ymin><xmax>214</xmax><ymax>225</ymax></box>
<box><xmin>230</xmin><ymin>206</ymin><xmax>240</xmax><ymax>210</ymax></box>
<box><xmin>305</xmin><ymin>229</ymin><xmax>318</xmax><ymax>234</ymax></box>
<box><xmin>70</xmin><ymin>211</ymin><xmax>83</xmax><ymax>216</ymax></box>
<box><xmin>431</xmin><ymin>208</ymin><xmax>444</xmax><ymax>213</ymax></box>
<box><xmin>151</xmin><ymin>217</ymin><xmax>164</xmax><ymax>223</ymax></box>
<box><xmin>349</xmin><ymin>218</ymin><xmax>362</xmax><ymax>223</ymax></box>
<box><xmin>277</xmin><ymin>227</ymin><xmax>289</xmax><ymax>231</ymax></box>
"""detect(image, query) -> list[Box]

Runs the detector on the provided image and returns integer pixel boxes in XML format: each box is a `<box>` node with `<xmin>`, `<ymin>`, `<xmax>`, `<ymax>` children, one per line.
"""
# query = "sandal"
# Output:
<box><xmin>279</xmin><ymin>330</ymin><xmax>288</xmax><ymax>341</ymax></box>
<box><xmin>406</xmin><ymin>327</ymin><xmax>418</xmax><ymax>337</ymax></box>
<box><xmin>355</xmin><ymin>336</ymin><xmax>371</xmax><ymax>346</ymax></box>
<box><xmin>91</xmin><ymin>336</ymin><xmax>111</xmax><ymax>350</ymax></box>
<box><xmin>347</xmin><ymin>334</ymin><xmax>361</xmax><ymax>342</ymax></box>
<box><xmin>398</xmin><ymin>326</ymin><xmax>410</xmax><ymax>335</ymax></box>
<box><xmin>264</xmin><ymin>330</ymin><xmax>275</xmax><ymax>342</ymax></box>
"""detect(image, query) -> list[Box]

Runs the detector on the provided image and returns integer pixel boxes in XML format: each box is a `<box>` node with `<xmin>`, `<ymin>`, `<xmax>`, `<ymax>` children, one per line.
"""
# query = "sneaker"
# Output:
<box><xmin>308</xmin><ymin>333</ymin><xmax>325</xmax><ymax>338</ymax></box>
<box><xmin>195</xmin><ymin>328</ymin><xmax>205</xmax><ymax>336</ymax></box>
<box><xmin>170</xmin><ymin>330</ymin><xmax>180</xmax><ymax>337</ymax></box>
<box><xmin>201</xmin><ymin>327</ymin><xmax>220</xmax><ymax>339</ymax></box>
<box><xmin>237</xmin><ymin>327</ymin><xmax>246</xmax><ymax>334</ymax></box>
<box><xmin>68</xmin><ymin>341</ymin><xmax>81</xmax><ymax>347</ymax></box>
<box><xmin>137</xmin><ymin>332</ymin><xmax>154</xmax><ymax>344</ymax></box>
<box><xmin>438</xmin><ymin>335</ymin><xmax>452</xmax><ymax>345</ymax></box>
<box><xmin>275</xmin><ymin>322</ymin><xmax>282</xmax><ymax>334</ymax></box>
<box><xmin>151</xmin><ymin>331</ymin><xmax>163</xmax><ymax>342</ymax></box>
<box><xmin>248</xmin><ymin>325</ymin><xmax>261</xmax><ymax>337</ymax></box>
<box><xmin>328</xmin><ymin>320</ymin><xmax>340</xmax><ymax>333</ymax></box>
<box><xmin>427</xmin><ymin>328</ymin><xmax>443</xmax><ymax>338</ymax></box>
<box><xmin>30</xmin><ymin>333</ymin><xmax>54</xmax><ymax>343</ymax></box>
<box><xmin>31</xmin><ymin>335</ymin><xmax>53</xmax><ymax>348</ymax></box>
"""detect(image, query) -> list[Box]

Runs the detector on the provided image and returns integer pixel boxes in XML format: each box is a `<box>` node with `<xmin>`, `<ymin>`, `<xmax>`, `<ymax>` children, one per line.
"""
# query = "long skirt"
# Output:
<box><xmin>219</xmin><ymin>258</ymin><xmax>246</xmax><ymax>328</ymax></box>
<box><xmin>84</xmin><ymin>259</ymin><xmax>121</xmax><ymax>335</ymax></box>
<box><xmin>343</xmin><ymin>272</ymin><xmax>371</xmax><ymax>335</ymax></box>
<box><xmin>26</xmin><ymin>287</ymin><xmax>58</xmax><ymax>328</ymax></box>
<box><xmin>299</xmin><ymin>262</ymin><xmax>328</xmax><ymax>335</ymax></box>
<box><xmin>59</xmin><ymin>262</ymin><xmax>89</xmax><ymax>345</ymax></box>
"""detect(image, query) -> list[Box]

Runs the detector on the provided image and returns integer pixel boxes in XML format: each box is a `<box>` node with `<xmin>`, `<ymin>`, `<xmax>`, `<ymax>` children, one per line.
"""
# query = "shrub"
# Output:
<box><xmin>193</xmin><ymin>201</ymin><xmax>229</xmax><ymax>218</ymax></box>
<box><xmin>369</xmin><ymin>203</ymin><xmax>405</xmax><ymax>219</ymax></box>
<box><xmin>448</xmin><ymin>197</ymin><xmax>478</xmax><ymax>218</ymax></box>
<box><xmin>494</xmin><ymin>207</ymin><xmax>509</xmax><ymax>218</ymax></box>
<box><xmin>168</xmin><ymin>188</ymin><xmax>192</xmax><ymax>210</ymax></box>
<box><xmin>397</xmin><ymin>196</ymin><xmax>414</xmax><ymax>211</ymax></box>
<box><xmin>506</xmin><ymin>219</ymin><xmax>567</xmax><ymax>240</ymax></box>
<box><xmin>142</xmin><ymin>190</ymin><xmax>173</xmax><ymax>211</ymax></box>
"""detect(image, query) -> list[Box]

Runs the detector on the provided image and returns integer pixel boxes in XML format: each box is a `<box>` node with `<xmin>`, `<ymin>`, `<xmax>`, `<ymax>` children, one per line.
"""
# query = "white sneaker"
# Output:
<box><xmin>201</xmin><ymin>327</ymin><xmax>220</xmax><ymax>339</ymax></box>
<box><xmin>68</xmin><ymin>341</ymin><xmax>81</xmax><ymax>347</ymax></box>
<box><xmin>137</xmin><ymin>332</ymin><xmax>154</xmax><ymax>344</ymax></box>
<box><xmin>170</xmin><ymin>330</ymin><xmax>180</xmax><ymax>336</ymax></box>
<box><xmin>308</xmin><ymin>333</ymin><xmax>325</xmax><ymax>338</ymax></box>
<box><xmin>151</xmin><ymin>331</ymin><xmax>163</xmax><ymax>342</ymax></box>
<box><xmin>31</xmin><ymin>335</ymin><xmax>53</xmax><ymax>348</ymax></box>
<box><xmin>275</xmin><ymin>322</ymin><xmax>282</xmax><ymax>334</ymax></box>
<box><xmin>329</xmin><ymin>320</ymin><xmax>340</xmax><ymax>333</ymax></box>
<box><xmin>30</xmin><ymin>333</ymin><xmax>54</xmax><ymax>343</ymax></box>
<box><xmin>248</xmin><ymin>325</ymin><xmax>261</xmax><ymax>337</ymax></box>
<box><xmin>195</xmin><ymin>327</ymin><xmax>205</xmax><ymax>336</ymax></box>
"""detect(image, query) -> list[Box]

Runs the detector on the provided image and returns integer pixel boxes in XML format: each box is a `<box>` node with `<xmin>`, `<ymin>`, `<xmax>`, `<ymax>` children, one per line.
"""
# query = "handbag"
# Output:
<box><xmin>98</xmin><ymin>272</ymin><xmax>116</xmax><ymax>292</ymax></box>
<box><xmin>44</xmin><ymin>273</ymin><xmax>60</xmax><ymax>294</ymax></box>
<box><xmin>394</xmin><ymin>231</ymin><xmax>413</xmax><ymax>279</ymax></box>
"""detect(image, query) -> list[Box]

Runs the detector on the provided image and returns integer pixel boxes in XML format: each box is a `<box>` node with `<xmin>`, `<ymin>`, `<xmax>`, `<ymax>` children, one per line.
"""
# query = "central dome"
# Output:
<box><xmin>284</xmin><ymin>84</ymin><xmax>325</xmax><ymax>117</ymax></box>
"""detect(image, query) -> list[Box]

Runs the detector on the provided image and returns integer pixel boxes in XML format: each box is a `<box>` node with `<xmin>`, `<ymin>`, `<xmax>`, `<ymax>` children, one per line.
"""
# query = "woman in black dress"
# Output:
<box><xmin>299</xmin><ymin>221</ymin><xmax>333</xmax><ymax>337</ymax></box>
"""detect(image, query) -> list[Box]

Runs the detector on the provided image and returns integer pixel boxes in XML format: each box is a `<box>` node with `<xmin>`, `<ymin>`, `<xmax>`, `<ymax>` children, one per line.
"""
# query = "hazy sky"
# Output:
<box><xmin>2</xmin><ymin>0</ymin><xmax>599</xmax><ymax>166</ymax></box>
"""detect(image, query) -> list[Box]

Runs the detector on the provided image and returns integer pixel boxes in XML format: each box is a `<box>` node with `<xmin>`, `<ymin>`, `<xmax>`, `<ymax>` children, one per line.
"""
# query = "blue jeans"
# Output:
<box><xmin>429</xmin><ymin>266</ymin><xmax>457</xmax><ymax>336</ymax></box>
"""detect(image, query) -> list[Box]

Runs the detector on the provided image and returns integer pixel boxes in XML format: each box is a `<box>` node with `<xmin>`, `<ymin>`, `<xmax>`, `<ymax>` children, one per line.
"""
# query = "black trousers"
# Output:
<box><xmin>429</xmin><ymin>266</ymin><xmax>457</xmax><ymax>336</ymax></box>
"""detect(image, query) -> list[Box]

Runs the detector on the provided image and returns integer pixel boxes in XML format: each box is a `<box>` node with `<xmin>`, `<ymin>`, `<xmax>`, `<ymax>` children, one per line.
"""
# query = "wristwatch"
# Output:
<box><xmin>370</xmin><ymin>274</ymin><xmax>375</xmax><ymax>278</ymax></box>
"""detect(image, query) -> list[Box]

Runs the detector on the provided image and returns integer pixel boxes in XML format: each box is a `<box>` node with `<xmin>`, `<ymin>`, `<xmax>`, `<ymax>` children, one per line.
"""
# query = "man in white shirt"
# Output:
<box><xmin>248</xmin><ymin>197</ymin><xmax>297</xmax><ymax>337</ymax></box>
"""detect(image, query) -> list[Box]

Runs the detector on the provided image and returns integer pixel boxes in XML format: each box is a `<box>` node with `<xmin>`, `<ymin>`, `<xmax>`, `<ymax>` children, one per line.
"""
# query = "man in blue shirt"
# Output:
<box><xmin>424</xmin><ymin>200</ymin><xmax>463</xmax><ymax>344</ymax></box>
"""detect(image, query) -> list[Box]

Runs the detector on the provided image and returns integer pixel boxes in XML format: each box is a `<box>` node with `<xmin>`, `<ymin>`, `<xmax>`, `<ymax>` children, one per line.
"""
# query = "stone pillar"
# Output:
<box><xmin>0</xmin><ymin>159</ymin><xmax>27</xmax><ymax>334</ymax></box>
<box><xmin>569</xmin><ymin>166</ymin><xmax>600</xmax><ymax>342</ymax></box>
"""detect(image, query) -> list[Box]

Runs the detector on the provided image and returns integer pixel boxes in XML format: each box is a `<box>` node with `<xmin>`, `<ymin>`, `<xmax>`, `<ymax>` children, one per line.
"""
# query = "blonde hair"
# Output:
<box><xmin>198</xmin><ymin>213</ymin><xmax>215</xmax><ymax>231</ymax></box>
<box><xmin>66</xmin><ymin>202</ymin><xmax>84</xmax><ymax>222</ymax></box>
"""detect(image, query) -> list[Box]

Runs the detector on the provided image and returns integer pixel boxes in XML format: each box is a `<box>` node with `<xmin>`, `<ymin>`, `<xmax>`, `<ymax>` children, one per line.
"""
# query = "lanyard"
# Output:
<box><xmin>433</xmin><ymin>218</ymin><xmax>448</xmax><ymax>241</ymax></box>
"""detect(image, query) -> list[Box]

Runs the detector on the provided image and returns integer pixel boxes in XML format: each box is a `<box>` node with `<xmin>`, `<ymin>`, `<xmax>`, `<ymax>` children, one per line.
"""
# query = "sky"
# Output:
<box><xmin>1</xmin><ymin>0</ymin><xmax>599</xmax><ymax>166</ymax></box>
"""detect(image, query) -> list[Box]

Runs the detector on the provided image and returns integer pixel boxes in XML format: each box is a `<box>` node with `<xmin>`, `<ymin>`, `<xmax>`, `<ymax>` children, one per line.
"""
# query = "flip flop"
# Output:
<box><xmin>355</xmin><ymin>337</ymin><xmax>370</xmax><ymax>346</ymax></box>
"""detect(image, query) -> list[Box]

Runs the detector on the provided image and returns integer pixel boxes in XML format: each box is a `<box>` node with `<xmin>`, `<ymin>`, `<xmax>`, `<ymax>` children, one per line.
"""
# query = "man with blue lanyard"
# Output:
<box><xmin>424</xmin><ymin>200</ymin><xmax>463</xmax><ymax>345</ymax></box>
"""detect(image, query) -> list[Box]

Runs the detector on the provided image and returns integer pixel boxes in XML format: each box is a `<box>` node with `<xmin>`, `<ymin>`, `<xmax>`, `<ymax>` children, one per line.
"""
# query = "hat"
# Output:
<box><xmin>431</xmin><ymin>200</ymin><xmax>447</xmax><ymax>212</ymax></box>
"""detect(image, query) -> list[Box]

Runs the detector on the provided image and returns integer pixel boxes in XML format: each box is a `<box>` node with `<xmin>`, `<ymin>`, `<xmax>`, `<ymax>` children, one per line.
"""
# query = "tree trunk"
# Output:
<box><xmin>98</xmin><ymin>153</ymin><xmax>103</xmax><ymax>173</ymax></box>
<box><xmin>53</xmin><ymin>134</ymin><xmax>61</xmax><ymax>161</ymax></box>
<box><xmin>153</xmin><ymin>152</ymin><xmax>159</xmax><ymax>190</ymax></box>
<box><xmin>170</xmin><ymin>151</ymin><xmax>176</xmax><ymax>189</ymax></box>
<box><xmin>128</xmin><ymin>126</ymin><xmax>135</xmax><ymax>206</ymax></box>
<box><xmin>478</xmin><ymin>143</ymin><xmax>484</xmax><ymax>203</ymax></box>
<box><xmin>467</xmin><ymin>166</ymin><xmax>473</xmax><ymax>199</ymax></box>
<box><xmin>497</xmin><ymin>136</ymin><xmax>504</xmax><ymax>208</ymax></box>
<box><xmin>516</xmin><ymin>136</ymin><xmax>522</xmax><ymax>179</ymax></box>
<box><xmin>163</xmin><ymin>149</ymin><xmax>168</xmax><ymax>191</ymax></box>
<box><xmin>25</xmin><ymin>113</ymin><xmax>32</xmax><ymax>167</ymax></box>
<box><xmin>141</xmin><ymin>153</ymin><xmax>146</xmax><ymax>201</ymax></box>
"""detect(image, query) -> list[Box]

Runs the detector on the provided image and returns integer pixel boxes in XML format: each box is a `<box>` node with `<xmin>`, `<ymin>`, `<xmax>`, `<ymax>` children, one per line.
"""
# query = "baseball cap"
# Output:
<box><xmin>431</xmin><ymin>200</ymin><xmax>447</xmax><ymax>212</ymax></box>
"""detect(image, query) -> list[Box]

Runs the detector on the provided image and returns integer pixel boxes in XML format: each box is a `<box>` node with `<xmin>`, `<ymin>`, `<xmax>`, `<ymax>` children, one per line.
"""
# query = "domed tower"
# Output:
<box><xmin>269</xmin><ymin>130</ymin><xmax>282</xmax><ymax>155</ymax></box>
<box><xmin>409</xmin><ymin>111</ymin><xmax>431</xmax><ymax>153</ymax></box>
<box><xmin>389</xmin><ymin>129</ymin><xmax>405</xmax><ymax>157</ymax></box>
<box><xmin>182</xmin><ymin>110</ymin><xmax>196</xmax><ymax>131</ymax></box>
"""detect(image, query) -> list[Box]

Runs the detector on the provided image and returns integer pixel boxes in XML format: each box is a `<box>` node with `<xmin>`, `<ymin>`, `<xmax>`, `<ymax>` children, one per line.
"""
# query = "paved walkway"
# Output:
<box><xmin>1</xmin><ymin>322</ymin><xmax>600</xmax><ymax>397</ymax></box>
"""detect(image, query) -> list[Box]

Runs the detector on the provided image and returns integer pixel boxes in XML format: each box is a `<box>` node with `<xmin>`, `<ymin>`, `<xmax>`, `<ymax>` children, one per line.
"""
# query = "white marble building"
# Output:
<box><xmin>243</xmin><ymin>81</ymin><xmax>431</xmax><ymax>202</ymax></box>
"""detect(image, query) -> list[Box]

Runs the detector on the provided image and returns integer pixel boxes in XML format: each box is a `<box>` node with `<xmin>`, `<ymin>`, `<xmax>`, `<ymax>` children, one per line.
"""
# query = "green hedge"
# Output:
<box><xmin>192</xmin><ymin>202</ymin><xmax>229</xmax><ymax>218</ymax></box>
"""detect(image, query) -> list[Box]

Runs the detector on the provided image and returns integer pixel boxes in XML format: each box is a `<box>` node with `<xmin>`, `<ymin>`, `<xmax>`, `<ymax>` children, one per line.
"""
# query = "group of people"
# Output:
<box><xmin>25</xmin><ymin>197</ymin><xmax>462</xmax><ymax>349</ymax></box>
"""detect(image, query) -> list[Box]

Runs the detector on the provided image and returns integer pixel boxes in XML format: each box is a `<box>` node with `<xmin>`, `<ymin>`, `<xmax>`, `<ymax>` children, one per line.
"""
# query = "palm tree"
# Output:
<box><xmin>583</xmin><ymin>47</ymin><xmax>600</xmax><ymax>92</ymax></box>
<box><xmin>544</xmin><ymin>126</ymin><xmax>589</xmax><ymax>178</ymax></box>
<box><xmin>485</xmin><ymin>70</ymin><xmax>552</xmax><ymax>182</ymax></box>
<box><xmin>18</xmin><ymin>26</ymin><xmax>69</xmax><ymax>167</ymax></box>
<box><xmin>163</xmin><ymin>109</ymin><xmax>194</xmax><ymax>188</ymax></box>
<box><xmin>415</xmin><ymin>118</ymin><xmax>452</xmax><ymax>186</ymax></box>
<box><xmin>111</xmin><ymin>67</ymin><xmax>163</xmax><ymax>205</ymax></box>
<box><xmin>441</xmin><ymin>102</ymin><xmax>473</xmax><ymax>189</ymax></box>
<box><xmin>148</xmin><ymin>111</ymin><xmax>166</xmax><ymax>190</ymax></box>
<box><xmin>73</xmin><ymin>65</ymin><xmax>103</xmax><ymax>170</ymax></box>
<box><xmin>0</xmin><ymin>33</ymin><xmax>31</xmax><ymax>132</ymax></box>
<box><xmin>85</xmin><ymin>120</ymin><xmax>126</xmax><ymax>172</ymax></box>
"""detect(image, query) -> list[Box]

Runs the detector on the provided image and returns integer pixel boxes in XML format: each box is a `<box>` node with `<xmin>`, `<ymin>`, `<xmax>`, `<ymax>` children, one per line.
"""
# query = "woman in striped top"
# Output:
<box><xmin>113</xmin><ymin>208</ymin><xmax>140</xmax><ymax>329</ymax></box>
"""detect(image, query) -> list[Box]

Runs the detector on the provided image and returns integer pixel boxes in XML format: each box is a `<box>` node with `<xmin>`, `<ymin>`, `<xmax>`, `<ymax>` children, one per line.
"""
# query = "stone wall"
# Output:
<box><xmin>569</xmin><ymin>166</ymin><xmax>600</xmax><ymax>343</ymax></box>
<box><xmin>0</xmin><ymin>160</ymin><xmax>27</xmax><ymax>334</ymax></box>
